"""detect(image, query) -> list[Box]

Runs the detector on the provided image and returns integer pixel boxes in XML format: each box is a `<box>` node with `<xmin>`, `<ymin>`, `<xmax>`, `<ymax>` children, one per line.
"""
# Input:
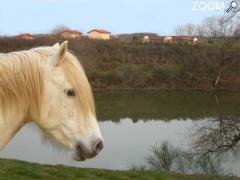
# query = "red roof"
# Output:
<box><xmin>172</xmin><ymin>36</ymin><xmax>193</xmax><ymax>41</ymax></box>
<box><xmin>88</xmin><ymin>29</ymin><xmax>110</xmax><ymax>34</ymax></box>
<box><xmin>15</xmin><ymin>33</ymin><xmax>33</xmax><ymax>37</ymax></box>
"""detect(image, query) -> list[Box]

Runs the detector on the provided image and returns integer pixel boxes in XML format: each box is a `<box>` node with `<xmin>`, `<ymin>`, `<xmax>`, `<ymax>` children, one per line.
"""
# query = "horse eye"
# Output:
<box><xmin>65</xmin><ymin>89</ymin><xmax>75</xmax><ymax>97</ymax></box>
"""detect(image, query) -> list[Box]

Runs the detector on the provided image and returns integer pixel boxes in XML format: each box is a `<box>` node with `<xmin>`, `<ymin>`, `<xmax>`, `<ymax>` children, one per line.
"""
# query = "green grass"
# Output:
<box><xmin>0</xmin><ymin>158</ymin><xmax>238</xmax><ymax>180</ymax></box>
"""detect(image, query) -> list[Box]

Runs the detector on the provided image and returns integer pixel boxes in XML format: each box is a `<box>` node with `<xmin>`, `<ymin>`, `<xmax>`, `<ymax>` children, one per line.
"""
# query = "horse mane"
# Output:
<box><xmin>0</xmin><ymin>51</ymin><xmax>44</xmax><ymax>118</ymax></box>
<box><xmin>0</xmin><ymin>47</ymin><xmax>95</xmax><ymax>120</ymax></box>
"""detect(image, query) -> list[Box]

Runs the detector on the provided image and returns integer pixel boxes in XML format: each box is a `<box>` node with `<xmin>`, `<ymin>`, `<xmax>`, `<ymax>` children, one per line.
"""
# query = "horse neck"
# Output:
<box><xmin>0</xmin><ymin>105</ymin><xmax>27</xmax><ymax>150</ymax></box>
<box><xmin>0</xmin><ymin>51</ymin><xmax>44</xmax><ymax>150</ymax></box>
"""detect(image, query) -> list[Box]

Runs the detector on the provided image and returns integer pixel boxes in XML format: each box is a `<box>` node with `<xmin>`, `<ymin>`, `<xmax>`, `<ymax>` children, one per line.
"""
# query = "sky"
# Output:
<box><xmin>0</xmin><ymin>0</ymin><xmax>230</xmax><ymax>36</ymax></box>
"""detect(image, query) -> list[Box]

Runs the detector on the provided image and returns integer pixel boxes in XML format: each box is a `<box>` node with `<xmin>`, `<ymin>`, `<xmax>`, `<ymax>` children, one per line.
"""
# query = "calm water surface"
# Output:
<box><xmin>1</xmin><ymin>91</ymin><xmax>240</xmax><ymax>176</ymax></box>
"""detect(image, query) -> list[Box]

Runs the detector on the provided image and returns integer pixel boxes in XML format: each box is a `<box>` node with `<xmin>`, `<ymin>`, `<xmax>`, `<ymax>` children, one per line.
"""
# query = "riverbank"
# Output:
<box><xmin>0</xmin><ymin>158</ymin><xmax>238</xmax><ymax>180</ymax></box>
<box><xmin>0</xmin><ymin>36</ymin><xmax>240</xmax><ymax>91</ymax></box>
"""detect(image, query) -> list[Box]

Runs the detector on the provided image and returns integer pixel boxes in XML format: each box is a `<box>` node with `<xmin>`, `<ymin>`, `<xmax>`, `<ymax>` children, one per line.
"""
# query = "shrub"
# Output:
<box><xmin>114</xmin><ymin>64</ymin><xmax>153</xmax><ymax>88</ymax></box>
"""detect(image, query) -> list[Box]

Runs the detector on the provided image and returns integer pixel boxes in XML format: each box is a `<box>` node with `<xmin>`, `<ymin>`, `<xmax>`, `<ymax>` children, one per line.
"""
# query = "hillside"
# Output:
<box><xmin>0</xmin><ymin>35</ymin><xmax>240</xmax><ymax>91</ymax></box>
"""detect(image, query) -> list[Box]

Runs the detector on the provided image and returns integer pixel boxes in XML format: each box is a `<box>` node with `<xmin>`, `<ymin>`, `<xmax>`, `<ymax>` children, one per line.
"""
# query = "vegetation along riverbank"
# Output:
<box><xmin>0</xmin><ymin>36</ymin><xmax>239</xmax><ymax>91</ymax></box>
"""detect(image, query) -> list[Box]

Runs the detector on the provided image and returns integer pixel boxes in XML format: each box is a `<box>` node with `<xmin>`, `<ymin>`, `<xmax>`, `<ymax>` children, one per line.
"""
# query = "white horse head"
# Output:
<box><xmin>0</xmin><ymin>41</ymin><xmax>103</xmax><ymax>161</ymax></box>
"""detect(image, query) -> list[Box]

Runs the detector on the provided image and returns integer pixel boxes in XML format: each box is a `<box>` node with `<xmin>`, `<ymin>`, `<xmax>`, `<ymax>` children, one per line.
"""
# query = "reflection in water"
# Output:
<box><xmin>0</xmin><ymin>91</ymin><xmax>240</xmax><ymax>176</ymax></box>
<box><xmin>190</xmin><ymin>116</ymin><xmax>240</xmax><ymax>176</ymax></box>
<box><xmin>95</xmin><ymin>91</ymin><xmax>240</xmax><ymax>122</ymax></box>
<box><xmin>192</xmin><ymin>116</ymin><xmax>240</xmax><ymax>155</ymax></box>
<box><xmin>132</xmin><ymin>141</ymin><xmax>225</xmax><ymax>175</ymax></box>
<box><xmin>0</xmin><ymin>119</ymin><xmax>193</xmax><ymax>170</ymax></box>
<box><xmin>130</xmin><ymin>115</ymin><xmax>240</xmax><ymax>176</ymax></box>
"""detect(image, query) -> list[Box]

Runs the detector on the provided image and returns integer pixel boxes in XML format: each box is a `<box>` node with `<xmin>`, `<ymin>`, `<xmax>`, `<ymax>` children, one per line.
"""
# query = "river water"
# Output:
<box><xmin>1</xmin><ymin>91</ymin><xmax>240</xmax><ymax>176</ymax></box>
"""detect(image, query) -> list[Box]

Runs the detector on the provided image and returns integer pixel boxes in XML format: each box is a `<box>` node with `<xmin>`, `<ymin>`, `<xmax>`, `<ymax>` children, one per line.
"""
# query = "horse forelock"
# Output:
<box><xmin>61</xmin><ymin>52</ymin><xmax>96</xmax><ymax>118</ymax></box>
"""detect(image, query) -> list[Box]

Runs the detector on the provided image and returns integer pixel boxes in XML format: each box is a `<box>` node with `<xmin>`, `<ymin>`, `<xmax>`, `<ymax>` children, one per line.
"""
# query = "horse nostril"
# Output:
<box><xmin>75</xmin><ymin>142</ymin><xmax>84</xmax><ymax>153</ymax></box>
<box><xmin>94</xmin><ymin>140</ymin><xmax>104</xmax><ymax>153</ymax></box>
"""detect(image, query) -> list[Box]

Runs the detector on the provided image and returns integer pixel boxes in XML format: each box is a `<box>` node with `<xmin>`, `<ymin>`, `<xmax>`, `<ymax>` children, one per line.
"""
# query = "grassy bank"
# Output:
<box><xmin>0</xmin><ymin>158</ymin><xmax>238</xmax><ymax>180</ymax></box>
<box><xmin>0</xmin><ymin>36</ymin><xmax>240</xmax><ymax>91</ymax></box>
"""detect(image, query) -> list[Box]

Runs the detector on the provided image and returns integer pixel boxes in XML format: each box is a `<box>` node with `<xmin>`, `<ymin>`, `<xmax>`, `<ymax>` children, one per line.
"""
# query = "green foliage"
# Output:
<box><xmin>0</xmin><ymin>158</ymin><xmax>236</xmax><ymax>180</ymax></box>
<box><xmin>114</xmin><ymin>64</ymin><xmax>153</xmax><ymax>88</ymax></box>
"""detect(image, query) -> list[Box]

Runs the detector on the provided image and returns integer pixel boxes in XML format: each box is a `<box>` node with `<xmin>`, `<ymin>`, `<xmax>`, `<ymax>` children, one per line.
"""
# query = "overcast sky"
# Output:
<box><xmin>0</xmin><ymin>0</ymin><xmax>228</xmax><ymax>35</ymax></box>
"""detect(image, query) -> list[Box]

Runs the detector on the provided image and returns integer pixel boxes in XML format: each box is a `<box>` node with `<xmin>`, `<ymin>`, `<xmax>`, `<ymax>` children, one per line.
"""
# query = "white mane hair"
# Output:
<box><xmin>0</xmin><ymin>46</ymin><xmax>95</xmax><ymax>120</ymax></box>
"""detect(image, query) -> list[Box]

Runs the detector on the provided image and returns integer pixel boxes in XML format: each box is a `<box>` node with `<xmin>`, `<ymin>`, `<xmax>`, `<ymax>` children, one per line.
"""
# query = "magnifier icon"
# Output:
<box><xmin>226</xmin><ymin>1</ymin><xmax>238</xmax><ymax>12</ymax></box>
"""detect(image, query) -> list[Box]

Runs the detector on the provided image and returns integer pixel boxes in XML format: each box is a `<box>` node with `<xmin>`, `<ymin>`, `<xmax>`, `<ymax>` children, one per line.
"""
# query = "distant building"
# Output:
<box><xmin>88</xmin><ymin>29</ymin><xmax>111</xmax><ymax>40</ymax></box>
<box><xmin>172</xmin><ymin>36</ymin><xmax>193</xmax><ymax>42</ymax></box>
<box><xmin>143</xmin><ymin>36</ymin><xmax>172</xmax><ymax>44</ymax></box>
<box><xmin>60</xmin><ymin>30</ymin><xmax>82</xmax><ymax>39</ymax></box>
<box><xmin>15</xmin><ymin>33</ymin><xmax>34</xmax><ymax>40</ymax></box>
<box><xmin>149</xmin><ymin>36</ymin><xmax>164</xmax><ymax>43</ymax></box>
<box><xmin>130</xmin><ymin>34</ymin><xmax>161</xmax><ymax>43</ymax></box>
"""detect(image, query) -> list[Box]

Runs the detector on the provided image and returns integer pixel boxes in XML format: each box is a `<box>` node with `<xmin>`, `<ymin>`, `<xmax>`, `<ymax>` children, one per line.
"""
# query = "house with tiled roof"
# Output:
<box><xmin>60</xmin><ymin>30</ymin><xmax>82</xmax><ymax>39</ymax></box>
<box><xmin>172</xmin><ymin>36</ymin><xmax>193</xmax><ymax>42</ymax></box>
<box><xmin>15</xmin><ymin>33</ymin><xmax>34</xmax><ymax>40</ymax></box>
<box><xmin>87</xmin><ymin>29</ymin><xmax>111</xmax><ymax>40</ymax></box>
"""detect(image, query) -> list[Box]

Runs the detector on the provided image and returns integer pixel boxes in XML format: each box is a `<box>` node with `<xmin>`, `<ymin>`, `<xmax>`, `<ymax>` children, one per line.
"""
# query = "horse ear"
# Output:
<box><xmin>49</xmin><ymin>41</ymin><xmax>68</xmax><ymax>66</ymax></box>
<box><xmin>52</xmin><ymin>43</ymin><xmax>59</xmax><ymax>48</ymax></box>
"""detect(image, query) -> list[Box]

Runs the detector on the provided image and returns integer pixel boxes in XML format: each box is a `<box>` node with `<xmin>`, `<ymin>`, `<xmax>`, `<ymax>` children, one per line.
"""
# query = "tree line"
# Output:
<box><xmin>174</xmin><ymin>15</ymin><xmax>240</xmax><ymax>37</ymax></box>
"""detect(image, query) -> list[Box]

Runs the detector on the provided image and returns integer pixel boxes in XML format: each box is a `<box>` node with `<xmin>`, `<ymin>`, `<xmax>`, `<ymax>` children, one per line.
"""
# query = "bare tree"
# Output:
<box><xmin>51</xmin><ymin>25</ymin><xmax>71</xmax><ymax>34</ymax></box>
<box><xmin>232</xmin><ymin>15</ymin><xmax>240</xmax><ymax>37</ymax></box>
<box><xmin>174</xmin><ymin>25</ymin><xmax>185</xmax><ymax>35</ymax></box>
<box><xmin>189</xmin><ymin>14</ymin><xmax>240</xmax><ymax>87</ymax></box>
<box><xmin>174</xmin><ymin>11</ymin><xmax>240</xmax><ymax>88</ymax></box>
<box><xmin>175</xmin><ymin>23</ymin><xmax>196</xmax><ymax>36</ymax></box>
<box><xmin>184</xmin><ymin>23</ymin><xmax>195</xmax><ymax>36</ymax></box>
<box><xmin>202</xmin><ymin>16</ymin><xmax>219</xmax><ymax>37</ymax></box>
<box><xmin>195</xmin><ymin>24</ymin><xmax>205</xmax><ymax>37</ymax></box>
<box><xmin>207</xmin><ymin>15</ymin><xmax>240</xmax><ymax>87</ymax></box>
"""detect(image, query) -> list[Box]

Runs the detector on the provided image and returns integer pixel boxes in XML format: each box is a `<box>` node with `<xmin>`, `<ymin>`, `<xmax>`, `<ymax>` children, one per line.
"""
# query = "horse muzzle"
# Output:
<box><xmin>72</xmin><ymin>138</ymin><xmax>104</xmax><ymax>161</ymax></box>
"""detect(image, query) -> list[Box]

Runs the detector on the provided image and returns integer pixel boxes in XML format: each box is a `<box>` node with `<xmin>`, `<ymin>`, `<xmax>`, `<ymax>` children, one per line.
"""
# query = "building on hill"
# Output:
<box><xmin>148</xmin><ymin>36</ymin><xmax>164</xmax><ymax>43</ymax></box>
<box><xmin>129</xmin><ymin>33</ymin><xmax>160</xmax><ymax>43</ymax></box>
<box><xmin>15</xmin><ymin>33</ymin><xmax>34</xmax><ymax>40</ymax></box>
<box><xmin>60</xmin><ymin>30</ymin><xmax>83</xmax><ymax>39</ymax></box>
<box><xmin>172</xmin><ymin>36</ymin><xmax>193</xmax><ymax>42</ymax></box>
<box><xmin>88</xmin><ymin>29</ymin><xmax>111</xmax><ymax>40</ymax></box>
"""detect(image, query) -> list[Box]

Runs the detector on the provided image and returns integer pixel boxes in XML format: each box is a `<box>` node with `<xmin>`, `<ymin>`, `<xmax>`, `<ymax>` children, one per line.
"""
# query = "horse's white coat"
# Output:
<box><xmin>0</xmin><ymin>41</ymin><xmax>103</xmax><ymax>160</ymax></box>
<box><xmin>193</xmin><ymin>37</ymin><xmax>198</xmax><ymax>45</ymax></box>
<box><xmin>164</xmin><ymin>36</ymin><xmax>173</xmax><ymax>44</ymax></box>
